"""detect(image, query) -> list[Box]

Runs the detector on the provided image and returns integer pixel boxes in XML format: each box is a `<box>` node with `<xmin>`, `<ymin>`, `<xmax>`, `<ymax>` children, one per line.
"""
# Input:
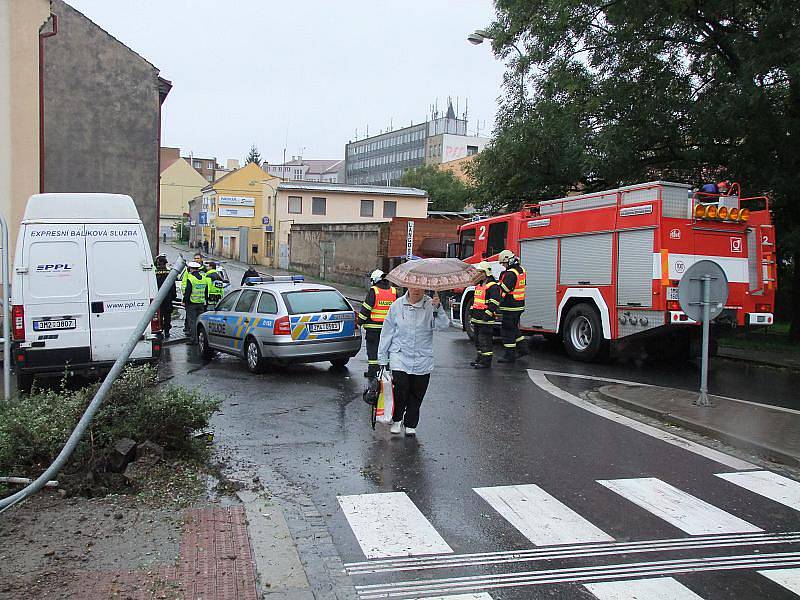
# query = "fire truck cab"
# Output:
<box><xmin>453</xmin><ymin>181</ymin><xmax>775</xmax><ymax>361</ymax></box>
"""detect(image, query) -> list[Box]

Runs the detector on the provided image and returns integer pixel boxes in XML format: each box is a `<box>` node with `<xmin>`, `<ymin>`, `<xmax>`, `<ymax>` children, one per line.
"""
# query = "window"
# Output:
<box><xmin>257</xmin><ymin>292</ymin><xmax>278</xmax><ymax>314</ymax></box>
<box><xmin>487</xmin><ymin>221</ymin><xmax>508</xmax><ymax>257</ymax></box>
<box><xmin>264</xmin><ymin>232</ymin><xmax>274</xmax><ymax>258</ymax></box>
<box><xmin>459</xmin><ymin>227</ymin><xmax>476</xmax><ymax>260</ymax></box>
<box><xmin>206</xmin><ymin>174</ymin><xmax>213</xmax><ymax>181</ymax></box>
<box><xmin>234</xmin><ymin>289</ymin><xmax>258</xmax><ymax>313</ymax></box>
<box><xmin>281</xmin><ymin>290</ymin><xmax>350</xmax><ymax>315</ymax></box>
<box><xmin>193</xmin><ymin>160</ymin><xmax>201</xmax><ymax>168</ymax></box>
<box><xmin>360</xmin><ymin>199</ymin><xmax>374</xmax><ymax>217</ymax></box>
<box><xmin>312</xmin><ymin>197</ymin><xmax>326</xmax><ymax>215</ymax></box>
<box><xmin>216</xmin><ymin>291</ymin><xmax>241</xmax><ymax>312</ymax></box>
<box><xmin>288</xmin><ymin>196</ymin><xmax>302</xmax><ymax>214</ymax></box>
<box><xmin>467</xmin><ymin>145</ymin><xmax>479</xmax><ymax>156</ymax></box>
<box><xmin>383</xmin><ymin>200</ymin><xmax>397</xmax><ymax>218</ymax></box>
<box><xmin>208</xmin><ymin>161</ymin><xmax>215</xmax><ymax>169</ymax></box>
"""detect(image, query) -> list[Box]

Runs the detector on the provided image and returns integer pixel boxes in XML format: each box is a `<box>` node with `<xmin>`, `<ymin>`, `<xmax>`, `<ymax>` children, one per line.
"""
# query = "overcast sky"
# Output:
<box><xmin>67</xmin><ymin>0</ymin><xmax>506</xmax><ymax>165</ymax></box>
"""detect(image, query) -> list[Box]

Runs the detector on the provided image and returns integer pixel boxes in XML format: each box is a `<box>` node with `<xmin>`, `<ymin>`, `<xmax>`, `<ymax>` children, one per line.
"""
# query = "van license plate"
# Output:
<box><xmin>667</xmin><ymin>287</ymin><xmax>679</xmax><ymax>301</ymax></box>
<box><xmin>308</xmin><ymin>322</ymin><xmax>341</xmax><ymax>333</ymax></box>
<box><xmin>33</xmin><ymin>319</ymin><xmax>76</xmax><ymax>331</ymax></box>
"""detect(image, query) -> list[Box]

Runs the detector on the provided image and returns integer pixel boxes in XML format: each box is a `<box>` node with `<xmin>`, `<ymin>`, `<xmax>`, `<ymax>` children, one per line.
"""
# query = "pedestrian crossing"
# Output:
<box><xmin>337</xmin><ymin>470</ymin><xmax>800</xmax><ymax>599</ymax></box>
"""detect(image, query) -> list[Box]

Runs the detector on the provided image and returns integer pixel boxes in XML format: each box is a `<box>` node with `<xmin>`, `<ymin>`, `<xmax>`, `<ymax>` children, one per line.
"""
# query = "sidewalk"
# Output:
<box><xmin>597</xmin><ymin>384</ymin><xmax>800</xmax><ymax>467</ymax></box>
<box><xmin>718</xmin><ymin>344</ymin><xmax>800</xmax><ymax>371</ymax></box>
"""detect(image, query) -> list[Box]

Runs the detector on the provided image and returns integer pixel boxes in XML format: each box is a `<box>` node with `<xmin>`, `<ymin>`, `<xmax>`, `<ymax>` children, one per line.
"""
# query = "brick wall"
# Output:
<box><xmin>380</xmin><ymin>216</ymin><xmax>465</xmax><ymax>260</ymax></box>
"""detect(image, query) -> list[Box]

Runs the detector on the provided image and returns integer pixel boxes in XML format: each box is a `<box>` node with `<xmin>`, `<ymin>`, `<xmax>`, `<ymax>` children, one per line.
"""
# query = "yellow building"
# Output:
<box><xmin>159</xmin><ymin>157</ymin><xmax>208</xmax><ymax>240</ymax></box>
<box><xmin>198</xmin><ymin>162</ymin><xmax>278</xmax><ymax>262</ymax></box>
<box><xmin>438</xmin><ymin>154</ymin><xmax>477</xmax><ymax>185</ymax></box>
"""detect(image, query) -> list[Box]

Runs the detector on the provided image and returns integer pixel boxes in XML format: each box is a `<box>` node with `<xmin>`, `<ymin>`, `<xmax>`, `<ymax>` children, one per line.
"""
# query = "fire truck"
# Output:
<box><xmin>451</xmin><ymin>181</ymin><xmax>776</xmax><ymax>361</ymax></box>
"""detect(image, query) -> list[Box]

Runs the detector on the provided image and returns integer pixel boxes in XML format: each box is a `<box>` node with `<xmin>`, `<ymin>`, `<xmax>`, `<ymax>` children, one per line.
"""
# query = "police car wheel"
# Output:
<box><xmin>197</xmin><ymin>327</ymin><xmax>215</xmax><ymax>359</ymax></box>
<box><xmin>245</xmin><ymin>337</ymin><xmax>266</xmax><ymax>374</ymax></box>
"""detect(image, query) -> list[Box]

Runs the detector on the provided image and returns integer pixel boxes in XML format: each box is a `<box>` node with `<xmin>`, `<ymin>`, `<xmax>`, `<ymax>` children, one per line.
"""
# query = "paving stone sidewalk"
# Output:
<box><xmin>598</xmin><ymin>383</ymin><xmax>800</xmax><ymax>467</ymax></box>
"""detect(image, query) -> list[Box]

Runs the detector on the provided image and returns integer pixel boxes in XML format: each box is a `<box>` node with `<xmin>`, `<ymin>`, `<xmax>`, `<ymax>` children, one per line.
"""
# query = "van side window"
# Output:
<box><xmin>216</xmin><ymin>291</ymin><xmax>240</xmax><ymax>312</ymax></box>
<box><xmin>487</xmin><ymin>222</ymin><xmax>508</xmax><ymax>257</ymax></box>
<box><xmin>459</xmin><ymin>228</ymin><xmax>475</xmax><ymax>260</ymax></box>
<box><xmin>235</xmin><ymin>289</ymin><xmax>258</xmax><ymax>313</ymax></box>
<box><xmin>257</xmin><ymin>293</ymin><xmax>278</xmax><ymax>314</ymax></box>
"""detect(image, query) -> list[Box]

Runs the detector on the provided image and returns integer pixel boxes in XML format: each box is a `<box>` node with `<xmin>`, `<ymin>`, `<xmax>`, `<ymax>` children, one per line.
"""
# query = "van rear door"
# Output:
<box><xmin>22</xmin><ymin>224</ymin><xmax>91</xmax><ymax>361</ymax></box>
<box><xmin>85</xmin><ymin>224</ymin><xmax>154</xmax><ymax>361</ymax></box>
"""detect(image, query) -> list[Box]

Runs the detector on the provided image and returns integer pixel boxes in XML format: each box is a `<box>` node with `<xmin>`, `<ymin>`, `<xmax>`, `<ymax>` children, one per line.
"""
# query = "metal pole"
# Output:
<box><xmin>1</xmin><ymin>215</ymin><xmax>9</xmax><ymax>401</ymax></box>
<box><xmin>696</xmin><ymin>275</ymin><xmax>712</xmax><ymax>406</ymax></box>
<box><xmin>0</xmin><ymin>256</ymin><xmax>186</xmax><ymax>512</ymax></box>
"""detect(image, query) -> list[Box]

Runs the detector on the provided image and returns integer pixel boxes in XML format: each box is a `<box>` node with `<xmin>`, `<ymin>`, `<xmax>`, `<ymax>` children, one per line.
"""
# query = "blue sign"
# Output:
<box><xmin>262</xmin><ymin>216</ymin><xmax>271</xmax><ymax>225</ymax></box>
<box><xmin>264</xmin><ymin>225</ymin><xmax>273</xmax><ymax>232</ymax></box>
<box><xmin>199</xmin><ymin>211</ymin><xmax>208</xmax><ymax>225</ymax></box>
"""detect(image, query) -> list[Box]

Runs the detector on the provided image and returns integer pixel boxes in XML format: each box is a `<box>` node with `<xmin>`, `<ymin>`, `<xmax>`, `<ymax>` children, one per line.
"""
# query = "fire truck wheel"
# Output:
<box><xmin>562</xmin><ymin>303</ymin><xmax>606</xmax><ymax>362</ymax></box>
<box><xmin>463</xmin><ymin>296</ymin><xmax>476</xmax><ymax>341</ymax></box>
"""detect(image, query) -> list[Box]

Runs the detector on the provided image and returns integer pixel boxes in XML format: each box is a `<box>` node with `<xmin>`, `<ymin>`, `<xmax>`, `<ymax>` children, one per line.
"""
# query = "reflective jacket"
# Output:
<box><xmin>358</xmin><ymin>280</ymin><xmax>398</xmax><ymax>328</ymax></box>
<box><xmin>499</xmin><ymin>265</ymin><xmax>526</xmax><ymax>311</ymax></box>
<box><xmin>377</xmin><ymin>293</ymin><xmax>451</xmax><ymax>375</ymax></box>
<box><xmin>205</xmin><ymin>268</ymin><xmax>224</xmax><ymax>301</ymax></box>
<box><xmin>471</xmin><ymin>278</ymin><xmax>501</xmax><ymax>324</ymax></box>
<box><xmin>184</xmin><ymin>272</ymin><xmax>208</xmax><ymax>305</ymax></box>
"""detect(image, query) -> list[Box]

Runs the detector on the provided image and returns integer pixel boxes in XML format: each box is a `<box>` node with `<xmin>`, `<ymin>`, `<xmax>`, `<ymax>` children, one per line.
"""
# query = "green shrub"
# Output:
<box><xmin>0</xmin><ymin>365</ymin><xmax>219</xmax><ymax>478</ymax></box>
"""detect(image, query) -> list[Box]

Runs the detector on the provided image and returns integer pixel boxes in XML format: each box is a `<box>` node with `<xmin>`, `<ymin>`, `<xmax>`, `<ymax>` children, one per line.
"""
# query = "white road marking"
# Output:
<box><xmin>759</xmin><ymin>568</ymin><xmax>800</xmax><ymax>594</ymax></box>
<box><xmin>474</xmin><ymin>484</ymin><xmax>613</xmax><ymax>546</ymax></box>
<box><xmin>597</xmin><ymin>477</ymin><xmax>762</xmax><ymax>535</ymax></box>
<box><xmin>585</xmin><ymin>576</ymin><xmax>705</xmax><ymax>600</ymax></box>
<box><xmin>716</xmin><ymin>470</ymin><xmax>800</xmax><ymax>511</ymax></box>
<box><xmin>527</xmin><ymin>370</ymin><xmax>757</xmax><ymax>470</ymax></box>
<box><xmin>338</xmin><ymin>492</ymin><xmax>453</xmax><ymax>559</ymax></box>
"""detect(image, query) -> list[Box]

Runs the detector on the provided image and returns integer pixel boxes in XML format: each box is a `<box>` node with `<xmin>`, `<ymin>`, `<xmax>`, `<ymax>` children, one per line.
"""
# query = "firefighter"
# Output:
<box><xmin>497</xmin><ymin>249</ymin><xmax>527</xmax><ymax>363</ymax></box>
<box><xmin>205</xmin><ymin>261</ymin><xmax>224</xmax><ymax>305</ymax></box>
<box><xmin>183</xmin><ymin>261</ymin><xmax>209</xmax><ymax>345</ymax></box>
<box><xmin>470</xmin><ymin>261</ymin><xmax>501</xmax><ymax>369</ymax></box>
<box><xmin>358</xmin><ymin>269</ymin><xmax>398</xmax><ymax>379</ymax></box>
<box><xmin>155</xmin><ymin>255</ymin><xmax>177</xmax><ymax>339</ymax></box>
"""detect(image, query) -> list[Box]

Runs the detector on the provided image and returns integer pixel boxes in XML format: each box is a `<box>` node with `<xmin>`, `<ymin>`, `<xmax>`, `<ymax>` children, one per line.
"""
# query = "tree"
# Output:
<box><xmin>244</xmin><ymin>144</ymin><xmax>261</xmax><ymax>167</ymax></box>
<box><xmin>400</xmin><ymin>165</ymin><xmax>472</xmax><ymax>212</ymax></box>
<box><xmin>471</xmin><ymin>0</ymin><xmax>800</xmax><ymax>336</ymax></box>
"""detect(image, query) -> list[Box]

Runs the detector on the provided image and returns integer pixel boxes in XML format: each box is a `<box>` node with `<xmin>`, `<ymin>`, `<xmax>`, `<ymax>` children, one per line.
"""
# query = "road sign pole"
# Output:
<box><xmin>696</xmin><ymin>275</ymin><xmax>712</xmax><ymax>407</ymax></box>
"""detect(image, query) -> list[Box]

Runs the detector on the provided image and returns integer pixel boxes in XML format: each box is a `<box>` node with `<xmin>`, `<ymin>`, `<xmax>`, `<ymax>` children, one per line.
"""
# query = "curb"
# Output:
<box><xmin>595</xmin><ymin>385</ymin><xmax>800</xmax><ymax>468</ymax></box>
<box><xmin>717</xmin><ymin>348</ymin><xmax>800</xmax><ymax>372</ymax></box>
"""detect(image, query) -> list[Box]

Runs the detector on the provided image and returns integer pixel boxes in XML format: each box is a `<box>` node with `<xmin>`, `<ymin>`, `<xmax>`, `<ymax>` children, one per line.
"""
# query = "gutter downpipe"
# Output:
<box><xmin>38</xmin><ymin>13</ymin><xmax>58</xmax><ymax>193</ymax></box>
<box><xmin>0</xmin><ymin>256</ymin><xmax>186</xmax><ymax>513</ymax></box>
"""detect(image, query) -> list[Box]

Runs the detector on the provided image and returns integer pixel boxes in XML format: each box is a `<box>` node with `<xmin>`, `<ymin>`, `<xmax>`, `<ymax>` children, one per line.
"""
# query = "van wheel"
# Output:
<box><xmin>245</xmin><ymin>337</ymin><xmax>266</xmax><ymax>374</ymax></box>
<box><xmin>463</xmin><ymin>296</ymin><xmax>475</xmax><ymax>341</ymax></box>
<box><xmin>562</xmin><ymin>304</ymin><xmax>606</xmax><ymax>362</ymax></box>
<box><xmin>330</xmin><ymin>358</ymin><xmax>349</xmax><ymax>368</ymax></box>
<box><xmin>16</xmin><ymin>371</ymin><xmax>33</xmax><ymax>394</ymax></box>
<box><xmin>197</xmin><ymin>327</ymin><xmax>215</xmax><ymax>360</ymax></box>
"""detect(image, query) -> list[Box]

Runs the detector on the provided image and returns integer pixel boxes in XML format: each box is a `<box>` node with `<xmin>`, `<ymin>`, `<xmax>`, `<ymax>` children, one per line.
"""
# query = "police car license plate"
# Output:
<box><xmin>308</xmin><ymin>322</ymin><xmax>341</xmax><ymax>333</ymax></box>
<box><xmin>33</xmin><ymin>319</ymin><xmax>76</xmax><ymax>331</ymax></box>
<box><xmin>667</xmin><ymin>287</ymin><xmax>679</xmax><ymax>301</ymax></box>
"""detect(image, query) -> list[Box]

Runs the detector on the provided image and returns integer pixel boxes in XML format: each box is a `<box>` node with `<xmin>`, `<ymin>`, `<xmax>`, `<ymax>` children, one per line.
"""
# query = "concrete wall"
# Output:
<box><xmin>0</xmin><ymin>0</ymin><xmax>51</xmax><ymax>264</ymax></box>
<box><xmin>289</xmin><ymin>223</ymin><xmax>382</xmax><ymax>287</ymax></box>
<box><xmin>42</xmin><ymin>0</ymin><xmax>167</xmax><ymax>257</ymax></box>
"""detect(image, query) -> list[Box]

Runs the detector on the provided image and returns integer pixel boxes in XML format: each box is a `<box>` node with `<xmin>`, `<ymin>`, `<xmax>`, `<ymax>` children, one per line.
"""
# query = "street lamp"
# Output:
<box><xmin>467</xmin><ymin>29</ymin><xmax>526</xmax><ymax>99</ymax></box>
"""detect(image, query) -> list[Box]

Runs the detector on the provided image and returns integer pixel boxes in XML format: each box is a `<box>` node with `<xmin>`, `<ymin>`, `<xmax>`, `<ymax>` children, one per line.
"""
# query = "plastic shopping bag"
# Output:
<box><xmin>375</xmin><ymin>368</ymin><xmax>395</xmax><ymax>425</ymax></box>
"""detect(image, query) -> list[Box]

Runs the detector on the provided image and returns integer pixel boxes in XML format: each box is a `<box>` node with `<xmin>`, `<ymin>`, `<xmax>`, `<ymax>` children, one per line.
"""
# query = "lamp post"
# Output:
<box><xmin>468</xmin><ymin>29</ymin><xmax>526</xmax><ymax>100</ymax></box>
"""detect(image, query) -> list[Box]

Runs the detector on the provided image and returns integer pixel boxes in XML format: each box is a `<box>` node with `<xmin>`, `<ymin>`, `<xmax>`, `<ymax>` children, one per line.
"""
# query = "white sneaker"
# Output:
<box><xmin>404</xmin><ymin>427</ymin><xmax>416</xmax><ymax>437</ymax></box>
<box><xmin>390</xmin><ymin>421</ymin><xmax>403</xmax><ymax>435</ymax></box>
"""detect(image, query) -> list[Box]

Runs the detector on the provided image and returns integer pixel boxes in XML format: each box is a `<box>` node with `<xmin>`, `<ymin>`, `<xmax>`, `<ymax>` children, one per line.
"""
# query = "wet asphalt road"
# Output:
<box><xmin>163</xmin><ymin>321</ymin><xmax>800</xmax><ymax>599</ymax></box>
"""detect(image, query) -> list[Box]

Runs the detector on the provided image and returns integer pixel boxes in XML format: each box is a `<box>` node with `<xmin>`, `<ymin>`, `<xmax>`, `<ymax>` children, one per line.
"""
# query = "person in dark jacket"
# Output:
<box><xmin>470</xmin><ymin>262</ymin><xmax>502</xmax><ymax>369</ymax></box>
<box><xmin>241</xmin><ymin>266</ymin><xmax>260</xmax><ymax>286</ymax></box>
<box><xmin>155</xmin><ymin>255</ymin><xmax>177</xmax><ymax>338</ymax></box>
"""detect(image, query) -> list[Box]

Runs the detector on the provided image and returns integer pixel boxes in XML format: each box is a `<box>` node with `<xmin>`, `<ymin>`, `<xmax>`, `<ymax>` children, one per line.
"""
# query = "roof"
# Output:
<box><xmin>277</xmin><ymin>159</ymin><xmax>343</xmax><ymax>174</ymax></box>
<box><xmin>277</xmin><ymin>182</ymin><xmax>428</xmax><ymax>197</ymax></box>
<box><xmin>247</xmin><ymin>281</ymin><xmax>338</xmax><ymax>294</ymax></box>
<box><xmin>23</xmin><ymin>193</ymin><xmax>141</xmax><ymax>222</ymax></box>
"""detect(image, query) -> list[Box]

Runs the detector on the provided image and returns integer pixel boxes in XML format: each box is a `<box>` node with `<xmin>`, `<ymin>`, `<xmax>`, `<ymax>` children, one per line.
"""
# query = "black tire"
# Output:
<box><xmin>15</xmin><ymin>371</ymin><xmax>33</xmax><ymax>394</ymax></box>
<box><xmin>244</xmin><ymin>336</ymin><xmax>266</xmax><ymax>374</ymax></box>
<box><xmin>463</xmin><ymin>295</ymin><xmax>475</xmax><ymax>341</ymax></box>
<box><xmin>562</xmin><ymin>303</ymin><xmax>607</xmax><ymax>362</ymax></box>
<box><xmin>330</xmin><ymin>358</ymin><xmax>350</xmax><ymax>368</ymax></box>
<box><xmin>197</xmin><ymin>326</ymin><xmax>215</xmax><ymax>360</ymax></box>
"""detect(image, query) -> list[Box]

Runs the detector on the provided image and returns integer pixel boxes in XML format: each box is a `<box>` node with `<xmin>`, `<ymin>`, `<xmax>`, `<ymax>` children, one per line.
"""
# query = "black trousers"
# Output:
<box><xmin>501</xmin><ymin>310</ymin><xmax>522</xmax><ymax>352</ymax></box>
<box><xmin>391</xmin><ymin>371</ymin><xmax>430</xmax><ymax>428</ymax></box>
<box><xmin>475</xmin><ymin>322</ymin><xmax>495</xmax><ymax>363</ymax></box>
<box><xmin>159</xmin><ymin>302</ymin><xmax>173</xmax><ymax>335</ymax></box>
<box><xmin>365</xmin><ymin>327</ymin><xmax>381</xmax><ymax>377</ymax></box>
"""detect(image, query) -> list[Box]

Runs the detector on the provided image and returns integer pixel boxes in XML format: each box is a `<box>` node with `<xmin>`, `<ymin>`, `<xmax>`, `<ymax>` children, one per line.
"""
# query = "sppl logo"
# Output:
<box><xmin>670</xmin><ymin>228</ymin><xmax>681</xmax><ymax>240</ymax></box>
<box><xmin>675</xmin><ymin>261</ymin><xmax>686</xmax><ymax>274</ymax></box>
<box><xmin>36</xmin><ymin>264</ymin><xmax>72</xmax><ymax>272</ymax></box>
<box><xmin>731</xmin><ymin>237</ymin><xmax>743</xmax><ymax>253</ymax></box>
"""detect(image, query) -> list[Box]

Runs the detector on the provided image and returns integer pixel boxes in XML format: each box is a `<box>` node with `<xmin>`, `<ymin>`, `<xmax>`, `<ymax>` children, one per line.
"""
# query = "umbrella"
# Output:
<box><xmin>386</xmin><ymin>258</ymin><xmax>483</xmax><ymax>291</ymax></box>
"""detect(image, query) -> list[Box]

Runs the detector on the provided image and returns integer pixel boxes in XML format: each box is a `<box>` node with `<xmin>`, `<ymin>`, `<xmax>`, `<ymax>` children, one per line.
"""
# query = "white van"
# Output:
<box><xmin>11</xmin><ymin>194</ymin><xmax>162</xmax><ymax>390</ymax></box>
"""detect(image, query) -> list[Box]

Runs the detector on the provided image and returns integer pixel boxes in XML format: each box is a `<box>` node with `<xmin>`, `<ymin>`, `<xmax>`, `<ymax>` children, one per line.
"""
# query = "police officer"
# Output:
<box><xmin>155</xmin><ymin>255</ymin><xmax>177</xmax><ymax>339</ymax></box>
<box><xmin>205</xmin><ymin>261</ymin><xmax>224</xmax><ymax>305</ymax></box>
<box><xmin>497</xmin><ymin>249</ymin><xmax>527</xmax><ymax>363</ymax></box>
<box><xmin>182</xmin><ymin>253</ymin><xmax>205</xmax><ymax>334</ymax></box>
<box><xmin>470</xmin><ymin>261</ymin><xmax>501</xmax><ymax>369</ymax></box>
<box><xmin>183</xmin><ymin>261</ymin><xmax>209</xmax><ymax>345</ymax></box>
<box><xmin>358</xmin><ymin>269</ymin><xmax>398</xmax><ymax>378</ymax></box>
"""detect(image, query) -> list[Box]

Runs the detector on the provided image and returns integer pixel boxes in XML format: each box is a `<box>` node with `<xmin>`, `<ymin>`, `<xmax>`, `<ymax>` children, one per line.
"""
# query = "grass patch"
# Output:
<box><xmin>0</xmin><ymin>365</ymin><xmax>219</xmax><ymax>490</ymax></box>
<box><xmin>719</xmin><ymin>321</ymin><xmax>800</xmax><ymax>354</ymax></box>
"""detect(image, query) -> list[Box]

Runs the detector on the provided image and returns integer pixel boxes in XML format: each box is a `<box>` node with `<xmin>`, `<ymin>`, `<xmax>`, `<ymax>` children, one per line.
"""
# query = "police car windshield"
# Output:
<box><xmin>282</xmin><ymin>290</ymin><xmax>351</xmax><ymax>315</ymax></box>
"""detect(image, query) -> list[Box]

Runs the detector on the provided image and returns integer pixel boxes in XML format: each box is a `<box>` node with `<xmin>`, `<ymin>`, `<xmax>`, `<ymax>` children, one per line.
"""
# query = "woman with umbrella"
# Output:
<box><xmin>377</xmin><ymin>258</ymin><xmax>481</xmax><ymax>437</ymax></box>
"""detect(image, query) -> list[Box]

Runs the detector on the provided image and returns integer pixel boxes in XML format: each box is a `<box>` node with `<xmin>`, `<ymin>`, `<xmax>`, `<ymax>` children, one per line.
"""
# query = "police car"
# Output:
<box><xmin>195</xmin><ymin>276</ymin><xmax>361</xmax><ymax>373</ymax></box>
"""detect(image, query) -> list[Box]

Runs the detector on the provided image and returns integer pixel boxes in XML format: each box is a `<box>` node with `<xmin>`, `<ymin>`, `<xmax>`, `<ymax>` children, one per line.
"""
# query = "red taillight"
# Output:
<box><xmin>667</xmin><ymin>301</ymin><xmax>680</xmax><ymax>311</ymax></box>
<box><xmin>756</xmin><ymin>303</ymin><xmax>771</xmax><ymax>313</ymax></box>
<box><xmin>274</xmin><ymin>315</ymin><xmax>291</xmax><ymax>335</ymax></box>
<box><xmin>11</xmin><ymin>305</ymin><xmax>25</xmax><ymax>341</ymax></box>
<box><xmin>150</xmin><ymin>299</ymin><xmax>161</xmax><ymax>333</ymax></box>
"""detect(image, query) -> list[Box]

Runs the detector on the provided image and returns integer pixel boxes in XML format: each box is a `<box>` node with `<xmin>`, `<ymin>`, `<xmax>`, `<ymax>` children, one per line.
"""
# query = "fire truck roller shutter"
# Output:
<box><xmin>617</xmin><ymin>229</ymin><xmax>655</xmax><ymax>308</ymax></box>
<box><xmin>747</xmin><ymin>228</ymin><xmax>761</xmax><ymax>293</ymax></box>
<box><xmin>560</xmin><ymin>233</ymin><xmax>613</xmax><ymax>286</ymax></box>
<box><xmin>520</xmin><ymin>238</ymin><xmax>558</xmax><ymax>331</ymax></box>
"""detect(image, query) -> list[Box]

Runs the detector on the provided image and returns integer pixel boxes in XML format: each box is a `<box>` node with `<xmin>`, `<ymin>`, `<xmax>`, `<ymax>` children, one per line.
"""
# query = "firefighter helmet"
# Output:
<box><xmin>476</xmin><ymin>261</ymin><xmax>493</xmax><ymax>276</ymax></box>
<box><xmin>498</xmin><ymin>250</ymin><xmax>515</xmax><ymax>264</ymax></box>
<box><xmin>370</xmin><ymin>269</ymin><xmax>385</xmax><ymax>284</ymax></box>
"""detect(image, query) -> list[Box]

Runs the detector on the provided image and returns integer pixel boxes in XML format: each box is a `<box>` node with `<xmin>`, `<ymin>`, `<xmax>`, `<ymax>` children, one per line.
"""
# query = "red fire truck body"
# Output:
<box><xmin>453</xmin><ymin>181</ymin><xmax>776</xmax><ymax>361</ymax></box>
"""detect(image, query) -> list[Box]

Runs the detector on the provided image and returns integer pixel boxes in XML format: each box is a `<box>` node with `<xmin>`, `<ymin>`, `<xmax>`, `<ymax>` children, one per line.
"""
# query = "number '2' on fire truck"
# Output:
<box><xmin>452</xmin><ymin>181</ymin><xmax>776</xmax><ymax>362</ymax></box>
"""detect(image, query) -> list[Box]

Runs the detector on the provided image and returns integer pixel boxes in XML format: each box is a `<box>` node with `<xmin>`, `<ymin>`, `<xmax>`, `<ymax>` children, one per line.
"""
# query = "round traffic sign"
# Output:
<box><xmin>677</xmin><ymin>260</ymin><xmax>728</xmax><ymax>322</ymax></box>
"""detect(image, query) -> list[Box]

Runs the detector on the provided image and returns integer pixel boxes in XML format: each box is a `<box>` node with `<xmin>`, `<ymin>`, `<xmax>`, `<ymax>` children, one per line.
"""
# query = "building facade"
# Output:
<box><xmin>265</xmin><ymin>158</ymin><xmax>345</xmax><ymax>183</ymax></box>
<box><xmin>42</xmin><ymin>0</ymin><xmax>170</xmax><ymax>257</ymax></box>
<box><xmin>159</xmin><ymin>157</ymin><xmax>208</xmax><ymax>240</ymax></box>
